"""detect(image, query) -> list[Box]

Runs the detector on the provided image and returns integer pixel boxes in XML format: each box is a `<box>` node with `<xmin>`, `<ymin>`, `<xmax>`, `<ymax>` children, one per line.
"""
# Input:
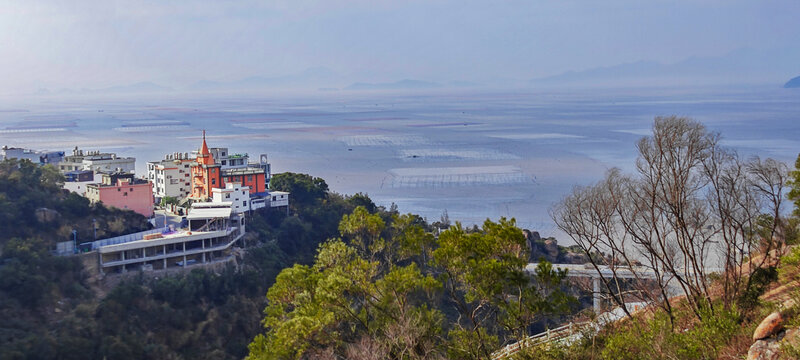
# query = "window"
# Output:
<box><xmin>248</xmin><ymin>175</ymin><xmax>253</xmax><ymax>182</ymax></box>
<box><xmin>225</xmin><ymin>194</ymin><xmax>230</xmax><ymax>199</ymax></box>
<box><xmin>211</xmin><ymin>179</ymin><xmax>216</xmax><ymax>185</ymax></box>
<box><xmin>221</xmin><ymin>160</ymin><xmax>226</xmax><ymax>165</ymax></box>
<box><xmin>130</xmin><ymin>188</ymin><xmax>133</xmax><ymax>191</ymax></box>
<box><xmin>243</xmin><ymin>201</ymin><xmax>247</xmax><ymax>207</ymax></box>
<box><xmin>124</xmin><ymin>192</ymin><xmax>128</xmax><ymax>196</ymax></box>
<box><xmin>118</xmin><ymin>188</ymin><xmax>121</xmax><ymax>192</ymax></box>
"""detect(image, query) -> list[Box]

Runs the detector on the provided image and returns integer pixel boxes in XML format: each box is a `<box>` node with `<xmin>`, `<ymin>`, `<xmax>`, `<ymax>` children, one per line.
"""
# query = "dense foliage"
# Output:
<box><xmin>0</xmin><ymin>163</ymin><xmax>444</xmax><ymax>359</ymax></box>
<box><xmin>248</xmin><ymin>207</ymin><xmax>575</xmax><ymax>360</ymax></box>
<box><xmin>0</xmin><ymin>159</ymin><xmax>151</xmax><ymax>243</ymax></box>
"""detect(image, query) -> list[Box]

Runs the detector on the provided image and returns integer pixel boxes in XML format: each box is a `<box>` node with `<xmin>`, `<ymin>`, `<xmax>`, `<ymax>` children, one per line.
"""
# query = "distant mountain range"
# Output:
<box><xmin>345</xmin><ymin>79</ymin><xmax>442</xmax><ymax>90</ymax></box>
<box><xmin>190</xmin><ymin>70</ymin><xmax>479</xmax><ymax>92</ymax></box>
<box><xmin>785</xmin><ymin>75</ymin><xmax>800</xmax><ymax>88</ymax></box>
<box><xmin>189</xmin><ymin>67</ymin><xmax>343</xmax><ymax>91</ymax></box>
<box><xmin>29</xmin><ymin>47</ymin><xmax>800</xmax><ymax>96</ymax></box>
<box><xmin>531</xmin><ymin>48</ymin><xmax>800</xmax><ymax>87</ymax></box>
<box><xmin>34</xmin><ymin>82</ymin><xmax>172</xmax><ymax>96</ymax></box>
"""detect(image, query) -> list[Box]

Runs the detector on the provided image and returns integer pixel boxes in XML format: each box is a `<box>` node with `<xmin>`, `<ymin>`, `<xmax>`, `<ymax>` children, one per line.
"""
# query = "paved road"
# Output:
<box><xmin>150</xmin><ymin>209</ymin><xmax>185</xmax><ymax>229</ymax></box>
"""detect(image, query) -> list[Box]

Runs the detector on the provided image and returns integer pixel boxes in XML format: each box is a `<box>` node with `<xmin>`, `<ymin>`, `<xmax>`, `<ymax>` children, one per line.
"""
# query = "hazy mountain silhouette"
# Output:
<box><xmin>345</xmin><ymin>79</ymin><xmax>442</xmax><ymax>90</ymax></box>
<box><xmin>32</xmin><ymin>82</ymin><xmax>172</xmax><ymax>96</ymax></box>
<box><xmin>190</xmin><ymin>67</ymin><xmax>342</xmax><ymax>91</ymax></box>
<box><xmin>531</xmin><ymin>48</ymin><xmax>800</xmax><ymax>87</ymax></box>
<box><xmin>97</xmin><ymin>82</ymin><xmax>172</xmax><ymax>93</ymax></box>
<box><xmin>784</xmin><ymin>75</ymin><xmax>800</xmax><ymax>88</ymax></box>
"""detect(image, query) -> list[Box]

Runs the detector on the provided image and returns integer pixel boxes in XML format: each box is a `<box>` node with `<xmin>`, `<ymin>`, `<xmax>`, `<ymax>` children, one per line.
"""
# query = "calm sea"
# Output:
<box><xmin>1</xmin><ymin>86</ymin><xmax>798</xmax><ymax>240</ymax></box>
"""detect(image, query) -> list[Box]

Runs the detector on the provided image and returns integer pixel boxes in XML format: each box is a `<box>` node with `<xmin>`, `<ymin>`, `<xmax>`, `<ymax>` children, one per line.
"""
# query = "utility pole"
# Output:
<box><xmin>71</xmin><ymin>229</ymin><xmax>78</xmax><ymax>254</ymax></box>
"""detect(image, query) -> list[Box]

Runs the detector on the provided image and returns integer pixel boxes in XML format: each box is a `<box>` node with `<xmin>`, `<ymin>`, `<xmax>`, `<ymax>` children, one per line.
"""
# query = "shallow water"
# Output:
<box><xmin>1</xmin><ymin>86</ymin><xmax>798</xmax><ymax>239</ymax></box>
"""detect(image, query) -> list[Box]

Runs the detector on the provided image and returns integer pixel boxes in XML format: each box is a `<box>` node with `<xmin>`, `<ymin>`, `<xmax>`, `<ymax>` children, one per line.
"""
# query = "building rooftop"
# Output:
<box><xmin>222</xmin><ymin>166</ymin><xmax>265</xmax><ymax>175</ymax></box>
<box><xmin>96</xmin><ymin>227</ymin><xmax>236</xmax><ymax>253</ymax></box>
<box><xmin>187</xmin><ymin>204</ymin><xmax>233</xmax><ymax>219</ymax></box>
<box><xmin>89</xmin><ymin>177</ymin><xmax>150</xmax><ymax>188</ymax></box>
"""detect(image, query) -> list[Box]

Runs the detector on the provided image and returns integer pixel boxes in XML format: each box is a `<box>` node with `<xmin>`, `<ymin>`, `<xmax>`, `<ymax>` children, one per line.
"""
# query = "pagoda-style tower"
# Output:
<box><xmin>191</xmin><ymin>131</ymin><xmax>222</xmax><ymax>200</ymax></box>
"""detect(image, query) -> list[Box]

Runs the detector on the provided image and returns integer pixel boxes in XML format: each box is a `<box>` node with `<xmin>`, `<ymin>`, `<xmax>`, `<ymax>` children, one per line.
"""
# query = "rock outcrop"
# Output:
<box><xmin>35</xmin><ymin>207</ymin><xmax>60</xmax><ymax>223</ymax></box>
<box><xmin>748</xmin><ymin>335</ymin><xmax>782</xmax><ymax>360</ymax></box>
<box><xmin>753</xmin><ymin>312</ymin><xmax>783</xmax><ymax>341</ymax></box>
<box><xmin>524</xmin><ymin>230</ymin><xmax>592</xmax><ymax>265</ymax></box>
<box><xmin>747</xmin><ymin>312</ymin><xmax>799</xmax><ymax>360</ymax></box>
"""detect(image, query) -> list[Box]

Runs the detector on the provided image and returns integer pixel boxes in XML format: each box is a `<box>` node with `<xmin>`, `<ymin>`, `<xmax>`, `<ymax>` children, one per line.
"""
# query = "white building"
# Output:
<box><xmin>147</xmin><ymin>152</ymin><xmax>193</xmax><ymax>201</ymax></box>
<box><xmin>212</xmin><ymin>183</ymin><xmax>255</xmax><ymax>213</ymax></box>
<box><xmin>210</xmin><ymin>183</ymin><xmax>289</xmax><ymax>213</ymax></box>
<box><xmin>267</xmin><ymin>191</ymin><xmax>290</xmax><ymax>208</ymax></box>
<box><xmin>1</xmin><ymin>146</ymin><xmax>64</xmax><ymax>165</ymax></box>
<box><xmin>58</xmin><ymin>147</ymin><xmax>135</xmax><ymax>174</ymax></box>
<box><xmin>63</xmin><ymin>172</ymin><xmax>104</xmax><ymax>196</ymax></box>
<box><xmin>209</xmin><ymin>147</ymin><xmax>249</xmax><ymax>168</ymax></box>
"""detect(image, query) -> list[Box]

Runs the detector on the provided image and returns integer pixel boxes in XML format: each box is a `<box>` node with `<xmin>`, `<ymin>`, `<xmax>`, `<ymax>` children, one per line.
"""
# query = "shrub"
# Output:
<box><xmin>738</xmin><ymin>266</ymin><xmax>778</xmax><ymax>311</ymax></box>
<box><xmin>600</xmin><ymin>306</ymin><xmax>740</xmax><ymax>360</ymax></box>
<box><xmin>779</xmin><ymin>246</ymin><xmax>800</xmax><ymax>280</ymax></box>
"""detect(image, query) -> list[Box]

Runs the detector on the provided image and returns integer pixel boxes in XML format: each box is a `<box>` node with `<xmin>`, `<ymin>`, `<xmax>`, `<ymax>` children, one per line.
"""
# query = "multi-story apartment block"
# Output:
<box><xmin>58</xmin><ymin>147</ymin><xmax>135</xmax><ymax>174</ymax></box>
<box><xmin>147</xmin><ymin>152</ymin><xmax>194</xmax><ymax>202</ymax></box>
<box><xmin>212</xmin><ymin>183</ymin><xmax>255</xmax><ymax>213</ymax></box>
<box><xmin>190</xmin><ymin>133</ymin><xmax>271</xmax><ymax>200</ymax></box>
<box><xmin>86</xmin><ymin>172</ymin><xmax>154</xmax><ymax>217</ymax></box>
<box><xmin>62</xmin><ymin>170</ymin><xmax>103</xmax><ymax>196</ymax></box>
<box><xmin>1</xmin><ymin>145</ymin><xmax>64</xmax><ymax>165</ymax></box>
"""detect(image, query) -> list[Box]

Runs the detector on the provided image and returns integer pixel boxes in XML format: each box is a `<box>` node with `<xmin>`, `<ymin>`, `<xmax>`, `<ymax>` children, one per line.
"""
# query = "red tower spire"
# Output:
<box><xmin>198</xmin><ymin>130</ymin><xmax>214</xmax><ymax>165</ymax></box>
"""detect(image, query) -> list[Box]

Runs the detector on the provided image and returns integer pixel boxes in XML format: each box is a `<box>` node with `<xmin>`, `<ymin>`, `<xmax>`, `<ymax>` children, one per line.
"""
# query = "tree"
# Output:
<box><xmin>160</xmin><ymin>196</ymin><xmax>179</xmax><ymax>207</ymax></box>
<box><xmin>788</xmin><ymin>153</ymin><xmax>800</xmax><ymax>217</ymax></box>
<box><xmin>552</xmin><ymin>116</ymin><xmax>788</xmax><ymax>324</ymax></box>
<box><xmin>269</xmin><ymin>172</ymin><xmax>329</xmax><ymax>206</ymax></box>
<box><xmin>347</xmin><ymin>193</ymin><xmax>377</xmax><ymax>213</ymax></box>
<box><xmin>338</xmin><ymin>206</ymin><xmax>386</xmax><ymax>258</ymax></box>
<box><xmin>433</xmin><ymin>218</ymin><xmax>573</xmax><ymax>359</ymax></box>
<box><xmin>249</xmin><ymin>208</ymin><xmax>443</xmax><ymax>360</ymax></box>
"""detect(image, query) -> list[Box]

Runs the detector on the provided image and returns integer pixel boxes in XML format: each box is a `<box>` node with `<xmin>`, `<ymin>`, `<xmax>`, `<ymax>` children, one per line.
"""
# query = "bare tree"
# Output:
<box><xmin>553</xmin><ymin>116</ymin><xmax>788</xmax><ymax>324</ymax></box>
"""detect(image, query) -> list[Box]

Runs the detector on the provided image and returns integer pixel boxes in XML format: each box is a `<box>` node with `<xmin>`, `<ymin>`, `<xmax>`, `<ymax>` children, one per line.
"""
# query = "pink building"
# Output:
<box><xmin>87</xmin><ymin>173</ymin><xmax>154</xmax><ymax>217</ymax></box>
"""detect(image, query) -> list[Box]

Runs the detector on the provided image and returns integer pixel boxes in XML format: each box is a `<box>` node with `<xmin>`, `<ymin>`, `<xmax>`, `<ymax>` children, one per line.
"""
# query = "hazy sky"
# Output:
<box><xmin>1</xmin><ymin>0</ymin><xmax>798</xmax><ymax>92</ymax></box>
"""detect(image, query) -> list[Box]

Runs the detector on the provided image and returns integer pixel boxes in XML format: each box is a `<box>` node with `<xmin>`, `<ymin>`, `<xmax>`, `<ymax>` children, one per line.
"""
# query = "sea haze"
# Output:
<box><xmin>1</xmin><ymin>86</ymin><xmax>798</xmax><ymax>238</ymax></box>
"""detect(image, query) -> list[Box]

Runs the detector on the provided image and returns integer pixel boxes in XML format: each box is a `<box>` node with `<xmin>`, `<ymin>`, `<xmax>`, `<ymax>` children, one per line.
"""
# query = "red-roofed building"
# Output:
<box><xmin>191</xmin><ymin>131</ymin><xmax>223</xmax><ymax>200</ymax></box>
<box><xmin>190</xmin><ymin>131</ymin><xmax>267</xmax><ymax>201</ymax></box>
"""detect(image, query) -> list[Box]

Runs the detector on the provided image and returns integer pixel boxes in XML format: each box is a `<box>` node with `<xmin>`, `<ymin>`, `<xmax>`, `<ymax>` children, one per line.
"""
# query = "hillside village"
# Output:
<box><xmin>0</xmin><ymin>132</ymin><xmax>289</xmax><ymax>275</ymax></box>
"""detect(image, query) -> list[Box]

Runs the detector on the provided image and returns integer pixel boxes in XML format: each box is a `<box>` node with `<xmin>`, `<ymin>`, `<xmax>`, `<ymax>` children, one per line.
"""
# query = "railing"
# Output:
<box><xmin>84</xmin><ymin>227</ymin><xmax>167</xmax><ymax>250</ymax></box>
<box><xmin>491</xmin><ymin>321</ymin><xmax>591</xmax><ymax>360</ymax></box>
<box><xmin>99</xmin><ymin>227</ymin><xmax>244</xmax><ymax>268</ymax></box>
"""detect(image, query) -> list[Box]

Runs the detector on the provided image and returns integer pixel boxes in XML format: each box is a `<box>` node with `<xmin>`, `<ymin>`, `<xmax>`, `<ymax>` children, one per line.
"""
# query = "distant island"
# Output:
<box><xmin>784</xmin><ymin>75</ymin><xmax>800</xmax><ymax>88</ymax></box>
